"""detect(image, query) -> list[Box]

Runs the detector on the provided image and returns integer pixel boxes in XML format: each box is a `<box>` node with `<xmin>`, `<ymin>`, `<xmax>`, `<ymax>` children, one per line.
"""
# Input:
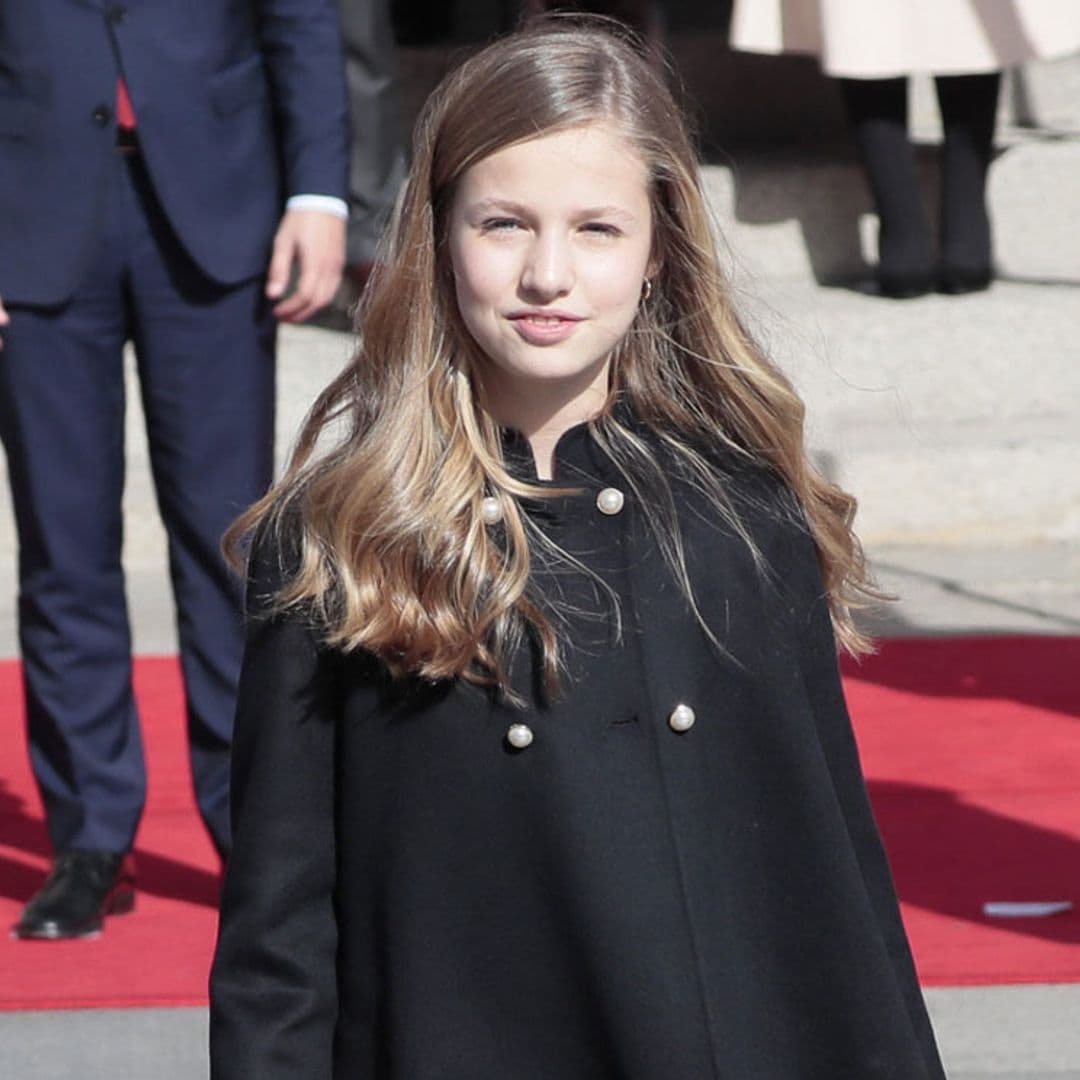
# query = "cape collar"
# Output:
<box><xmin>497</xmin><ymin>398</ymin><xmax>646</xmax><ymax>484</ymax></box>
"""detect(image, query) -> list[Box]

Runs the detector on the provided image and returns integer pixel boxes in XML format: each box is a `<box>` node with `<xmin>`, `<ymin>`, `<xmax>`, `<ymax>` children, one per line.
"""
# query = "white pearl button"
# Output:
<box><xmin>481</xmin><ymin>496</ymin><xmax>504</xmax><ymax>525</ymax></box>
<box><xmin>506</xmin><ymin>723</ymin><xmax>534</xmax><ymax>749</ymax></box>
<box><xmin>596</xmin><ymin>487</ymin><xmax>625</xmax><ymax>515</ymax></box>
<box><xmin>668</xmin><ymin>704</ymin><xmax>696</xmax><ymax>733</ymax></box>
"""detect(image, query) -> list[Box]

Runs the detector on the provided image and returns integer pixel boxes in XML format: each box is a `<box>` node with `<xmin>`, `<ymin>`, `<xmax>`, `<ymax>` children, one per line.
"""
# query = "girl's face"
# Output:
<box><xmin>448</xmin><ymin>123</ymin><xmax>655</xmax><ymax>419</ymax></box>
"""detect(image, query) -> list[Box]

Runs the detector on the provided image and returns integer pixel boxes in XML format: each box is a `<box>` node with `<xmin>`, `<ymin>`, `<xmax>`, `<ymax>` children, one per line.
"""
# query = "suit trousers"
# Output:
<box><xmin>0</xmin><ymin>145</ymin><xmax>276</xmax><ymax>856</ymax></box>
<box><xmin>340</xmin><ymin>0</ymin><xmax>406</xmax><ymax>265</ymax></box>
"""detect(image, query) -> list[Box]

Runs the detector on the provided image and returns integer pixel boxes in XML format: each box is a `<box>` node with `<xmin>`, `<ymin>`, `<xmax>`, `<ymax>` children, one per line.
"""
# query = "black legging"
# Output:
<box><xmin>839</xmin><ymin>73</ymin><xmax>1000</xmax><ymax>285</ymax></box>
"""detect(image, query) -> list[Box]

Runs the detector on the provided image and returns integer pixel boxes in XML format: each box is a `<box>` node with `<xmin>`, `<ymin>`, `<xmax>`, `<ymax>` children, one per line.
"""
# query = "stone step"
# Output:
<box><xmin>745</xmin><ymin>276</ymin><xmax>1079</xmax><ymax>546</ymax></box>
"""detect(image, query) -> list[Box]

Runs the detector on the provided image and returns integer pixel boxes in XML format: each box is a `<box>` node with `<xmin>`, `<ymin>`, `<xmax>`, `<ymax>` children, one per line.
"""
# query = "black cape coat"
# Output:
<box><xmin>209</xmin><ymin>420</ymin><xmax>946</xmax><ymax>1079</ymax></box>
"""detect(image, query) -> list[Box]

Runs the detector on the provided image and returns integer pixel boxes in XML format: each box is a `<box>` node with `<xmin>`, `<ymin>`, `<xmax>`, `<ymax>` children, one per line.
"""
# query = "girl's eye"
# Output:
<box><xmin>481</xmin><ymin>218</ymin><xmax>522</xmax><ymax>232</ymax></box>
<box><xmin>581</xmin><ymin>222</ymin><xmax>621</xmax><ymax>237</ymax></box>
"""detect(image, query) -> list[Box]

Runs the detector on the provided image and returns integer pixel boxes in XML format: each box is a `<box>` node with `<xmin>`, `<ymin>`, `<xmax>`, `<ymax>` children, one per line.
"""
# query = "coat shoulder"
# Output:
<box><xmin>668</xmin><ymin>438</ymin><xmax>809</xmax><ymax>550</ymax></box>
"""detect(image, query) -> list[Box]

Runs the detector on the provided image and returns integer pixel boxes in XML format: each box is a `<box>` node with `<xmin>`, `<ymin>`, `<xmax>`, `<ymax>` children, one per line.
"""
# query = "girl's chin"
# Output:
<box><xmin>493</xmin><ymin>361</ymin><xmax>609</xmax><ymax>387</ymax></box>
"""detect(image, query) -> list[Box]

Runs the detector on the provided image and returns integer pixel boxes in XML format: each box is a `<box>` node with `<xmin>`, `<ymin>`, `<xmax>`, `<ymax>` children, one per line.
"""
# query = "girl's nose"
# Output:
<box><xmin>520</xmin><ymin>232</ymin><xmax>573</xmax><ymax>300</ymax></box>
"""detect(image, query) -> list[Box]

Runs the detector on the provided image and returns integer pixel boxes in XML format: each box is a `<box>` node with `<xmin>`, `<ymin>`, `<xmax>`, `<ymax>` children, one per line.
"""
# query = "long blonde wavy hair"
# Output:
<box><xmin>228</xmin><ymin>17</ymin><xmax>875</xmax><ymax>696</ymax></box>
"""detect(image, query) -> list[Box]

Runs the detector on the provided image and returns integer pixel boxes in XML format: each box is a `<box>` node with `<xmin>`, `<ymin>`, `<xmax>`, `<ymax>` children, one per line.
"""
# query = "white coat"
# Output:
<box><xmin>730</xmin><ymin>0</ymin><xmax>1080</xmax><ymax>77</ymax></box>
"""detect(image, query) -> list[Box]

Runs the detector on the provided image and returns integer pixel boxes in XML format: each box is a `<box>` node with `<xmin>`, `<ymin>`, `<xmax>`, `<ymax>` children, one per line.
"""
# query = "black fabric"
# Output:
<box><xmin>839</xmin><ymin>77</ymin><xmax>935</xmax><ymax>287</ymax></box>
<box><xmin>935</xmin><ymin>73</ymin><xmax>1001</xmax><ymax>276</ymax></box>
<box><xmin>210</xmin><ymin>423</ymin><xmax>946</xmax><ymax>1079</ymax></box>
<box><xmin>840</xmin><ymin>73</ymin><xmax>1000</xmax><ymax>286</ymax></box>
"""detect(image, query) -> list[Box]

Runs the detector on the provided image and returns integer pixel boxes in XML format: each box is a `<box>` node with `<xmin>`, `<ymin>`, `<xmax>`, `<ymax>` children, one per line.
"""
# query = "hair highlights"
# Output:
<box><xmin>227</xmin><ymin>17</ymin><xmax>876</xmax><ymax>698</ymax></box>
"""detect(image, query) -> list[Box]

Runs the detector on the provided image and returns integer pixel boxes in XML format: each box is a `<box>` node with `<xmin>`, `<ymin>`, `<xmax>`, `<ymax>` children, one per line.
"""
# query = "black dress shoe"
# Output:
<box><xmin>13</xmin><ymin>850</ymin><xmax>136</xmax><ymax>940</ymax></box>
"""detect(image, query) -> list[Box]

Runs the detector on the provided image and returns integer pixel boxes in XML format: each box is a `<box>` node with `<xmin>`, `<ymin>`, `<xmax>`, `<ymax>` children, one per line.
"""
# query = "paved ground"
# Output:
<box><xmin>3</xmin><ymin>981</ymin><xmax>1080</xmax><ymax>1080</ymax></box>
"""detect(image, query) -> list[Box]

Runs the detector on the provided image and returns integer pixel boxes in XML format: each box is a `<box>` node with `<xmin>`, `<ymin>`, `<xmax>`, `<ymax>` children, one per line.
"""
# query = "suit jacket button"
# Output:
<box><xmin>668</xmin><ymin>704</ymin><xmax>696</xmax><ymax>733</ymax></box>
<box><xmin>596</xmin><ymin>487</ymin><xmax>624</xmax><ymax>515</ymax></box>
<box><xmin>107</xmin><ymin>5</ymin><xmax>128</xmax><ymax>23</ymax></box>
<box><xmin>92</xmin><ymin>105</ymin><xmax>112</xmax><ymax>126</ymax></box>
<box><xmin>506</xmin><ymin>723</ymin><xmax>534</xmax><ymax>750</ymax></box>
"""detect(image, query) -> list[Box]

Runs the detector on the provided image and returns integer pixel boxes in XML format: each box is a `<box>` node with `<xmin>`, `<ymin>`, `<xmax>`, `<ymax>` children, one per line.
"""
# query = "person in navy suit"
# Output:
<box><xmin>0</xmin><ymin>0</ymin><xmax>350</xmax><ymax>939</ymax></box>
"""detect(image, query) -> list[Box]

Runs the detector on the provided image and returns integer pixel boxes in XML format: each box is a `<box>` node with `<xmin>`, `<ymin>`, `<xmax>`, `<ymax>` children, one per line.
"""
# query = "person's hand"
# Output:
<box><xmin>265</xmin><ymin>209</ymin><xmax>346</xmax><ymax>323</ymax></box>
<box><xmin>0</xmin><ymin>294</ymin><xmax>9</xmax><ymax>351</ymax></box>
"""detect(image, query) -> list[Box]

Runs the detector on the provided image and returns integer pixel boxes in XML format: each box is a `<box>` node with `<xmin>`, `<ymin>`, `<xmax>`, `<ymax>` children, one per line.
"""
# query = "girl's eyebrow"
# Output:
<box><xmin>574</xmin><ymin>205</ymin><xmax>638</xmax><ymax>225</ymax></box>
<box><xmin>466</xmin><ymin>198</ymin><xmax>529</xmax><ymax>217</ymax></box>
<box><xmin>466</xmin><ymin>197</ymin><xmax>638</xmax><ymax>225</ymax></box>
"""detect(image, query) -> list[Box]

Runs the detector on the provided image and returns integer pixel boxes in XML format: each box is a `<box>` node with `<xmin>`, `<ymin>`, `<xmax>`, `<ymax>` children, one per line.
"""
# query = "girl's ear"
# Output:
<box><xmin>645</xmin><ymin>234</ymin><xmax>663</xmax><ymax>281</ymax></box>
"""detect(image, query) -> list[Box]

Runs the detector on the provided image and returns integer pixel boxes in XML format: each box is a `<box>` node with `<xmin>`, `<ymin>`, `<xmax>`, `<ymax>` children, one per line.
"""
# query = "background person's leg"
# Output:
<box><xmin>124</xmin><ymin>153</ymin><xmax>276</xmax><ymax>858</ymax></box>
<box><xmin>935</xmin><ymin>72</ymin><xmax>1001</xmax><ymax>293</ymax></box>
<box><xmin>340</xmin><ymin>0</ymin><xmax>407</xmax><ymax>276</ymax></box>
<box><xmin>0</xmin><ymin>201</ymin><xmax>144</xmax><ymax>856</ymax></box>
<box><xmin>839</xmin><ymin>76</ymin><xmax>935</xmax><ymax>297</ymax></box>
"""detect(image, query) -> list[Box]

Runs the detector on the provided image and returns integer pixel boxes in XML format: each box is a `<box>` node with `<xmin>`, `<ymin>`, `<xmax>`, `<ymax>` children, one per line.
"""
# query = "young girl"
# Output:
<box><xmin>210</xmin><ymin>19</ymin><xmax>946</xmax><ymax>1079</ymax></box>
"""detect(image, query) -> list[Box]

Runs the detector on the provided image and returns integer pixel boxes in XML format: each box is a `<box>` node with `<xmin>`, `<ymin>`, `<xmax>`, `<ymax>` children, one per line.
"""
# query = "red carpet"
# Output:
<box><xmin>0</xmin><ymin>659</ymin><xmax>220</xmax><ymax>1011</ymax></box>
<box><xmin>841</xmin><ymin>636</ymin><xmax>1080</xmax><ymax>987</ymax></box>
<box><xmin>1</xmin><ymin>638</ymin><xmax>1079</xmax><ymax>1010</ymax></box>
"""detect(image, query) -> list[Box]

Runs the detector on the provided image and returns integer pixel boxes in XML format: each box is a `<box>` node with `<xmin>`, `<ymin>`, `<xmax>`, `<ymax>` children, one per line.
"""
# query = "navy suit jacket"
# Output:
<box><xmin>0</xmin><ymin>0</ymin><xmax>350</xmax><ymax>306</ymax></box>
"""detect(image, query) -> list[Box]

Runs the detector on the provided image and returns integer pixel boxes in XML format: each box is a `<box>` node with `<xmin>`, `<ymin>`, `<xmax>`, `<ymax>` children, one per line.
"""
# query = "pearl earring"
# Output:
<box><xmin>641</xmin><ymin>279</ymin><xmax>652</xmax><ymax>302</ymax></box>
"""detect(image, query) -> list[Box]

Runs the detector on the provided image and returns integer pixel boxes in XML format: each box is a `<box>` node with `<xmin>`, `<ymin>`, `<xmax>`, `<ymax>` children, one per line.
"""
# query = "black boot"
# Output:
<box><xmin>13</xmin><ymin>850</ymin><xmax>136</xmax><ymax>940</ymax></box>
<box><xmin>840</xmin><ymin>77</ymin><xmax>936</xmax><ymax>298</ymax></box>
<box><xmin>935</xmin><ymin>73</ymin><xmax>1000</xmax><ymax>293</ymax></box>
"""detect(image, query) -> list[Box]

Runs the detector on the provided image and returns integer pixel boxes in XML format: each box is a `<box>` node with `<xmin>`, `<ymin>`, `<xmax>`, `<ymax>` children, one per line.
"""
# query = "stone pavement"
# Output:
<box><xmin>3</xmin><ymin>981</ymin><xmax>1080</xmax><ymax>1079</ymax></box>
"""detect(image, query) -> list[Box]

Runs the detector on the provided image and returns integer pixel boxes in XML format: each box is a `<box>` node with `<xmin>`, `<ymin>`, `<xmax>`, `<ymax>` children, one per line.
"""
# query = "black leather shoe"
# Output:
<box><xmin>12</xmin><ymin>850</ymin><xmax>136</xmax><ymax>940</ymax></box>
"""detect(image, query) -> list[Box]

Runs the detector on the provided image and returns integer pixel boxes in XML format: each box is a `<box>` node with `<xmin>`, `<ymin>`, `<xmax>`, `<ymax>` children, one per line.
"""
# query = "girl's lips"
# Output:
<box><xmin>508</xmin><ymin>313</ymin><xmax>583</xmax><ymax>345</ymax></box>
